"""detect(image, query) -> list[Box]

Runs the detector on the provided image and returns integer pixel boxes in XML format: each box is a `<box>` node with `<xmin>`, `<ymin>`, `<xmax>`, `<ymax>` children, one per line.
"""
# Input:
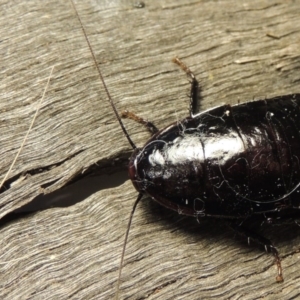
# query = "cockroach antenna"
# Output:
<box><xmin>69</xmin><ymin>0</ymin><xmax>137</xmax><ymax>150</ymax></box>
<box><xmin>115</xmin><ymin>192</ymin><xmax>143</xmax><ymax>299</ymax></box>
<box><xmin>69</xmin><ymin>1</ymin><xmax>144</xmax><ymax>298</ymax></box>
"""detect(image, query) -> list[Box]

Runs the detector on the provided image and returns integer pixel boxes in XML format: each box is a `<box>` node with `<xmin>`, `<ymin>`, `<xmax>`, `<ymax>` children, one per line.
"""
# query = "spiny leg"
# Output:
<box><xmin>172</xmin><ymin>57</ymin><xmax>199</xmax><ymax>117</ymax></box>
<box><xmin>229</xmin><ymin>222</ymin><xmax>283</xmax><ymax>283</ymax></box>
<box><xmin>121</xmin><ymin>110</ymin><xmax>158</xmax><ymax>135</ymax></box>
<box><xmin>121</xmin><ymin>58</ymin><xmax>199</xmax><ymax>132</ymax></box>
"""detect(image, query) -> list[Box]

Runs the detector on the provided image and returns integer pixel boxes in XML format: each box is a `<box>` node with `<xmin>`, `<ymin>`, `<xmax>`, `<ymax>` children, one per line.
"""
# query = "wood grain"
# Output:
<box><xmin>1</xmin><ymin>0</ymin><xmax>300</xmax><ymax>299</ymax></box>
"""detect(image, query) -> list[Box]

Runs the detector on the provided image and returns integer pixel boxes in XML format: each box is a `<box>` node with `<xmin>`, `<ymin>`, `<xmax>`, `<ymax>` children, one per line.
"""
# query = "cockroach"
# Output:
<box><xmin>70</xmin><ymin>0</ymin><xmax>300</xmax><ymax>296</ymax></box>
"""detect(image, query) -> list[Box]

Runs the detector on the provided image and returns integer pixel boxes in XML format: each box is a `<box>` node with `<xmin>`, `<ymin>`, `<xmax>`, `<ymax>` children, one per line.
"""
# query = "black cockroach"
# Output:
<box><xmin>70</xmin><ymin>0</ymin><xmax>300</xmax><ymax>295</ymax></box>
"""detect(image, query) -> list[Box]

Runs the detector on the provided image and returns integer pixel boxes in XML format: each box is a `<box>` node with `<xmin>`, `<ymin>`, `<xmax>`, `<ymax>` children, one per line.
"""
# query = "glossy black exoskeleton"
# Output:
<box><xmin>70</xmin><ymin>0</ymin><xmax>299</xmax><ymax>290</ymax></box>
<box><xmin>129</xmin><ymin>77</ymin><xmax>300</xmax><ymax>221</ymax></box>
<box><xmin>125</xmin><ymin>58</ymin><xmax>300</xmax><ymax>284</ymax></box>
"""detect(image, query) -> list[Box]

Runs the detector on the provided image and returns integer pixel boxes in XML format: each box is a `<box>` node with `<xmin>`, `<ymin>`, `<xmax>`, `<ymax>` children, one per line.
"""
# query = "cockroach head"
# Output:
<box><xmin>128</xmin><ymin>147</ymin><xmax>142</xmax><ymax>191</ymax></box>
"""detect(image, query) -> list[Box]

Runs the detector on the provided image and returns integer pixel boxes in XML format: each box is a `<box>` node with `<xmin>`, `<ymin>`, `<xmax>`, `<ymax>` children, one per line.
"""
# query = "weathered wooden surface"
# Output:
<box><xmin>1</xmin><ymin>0</ymin><xmax>300</xmax><ymax>299</ymax></box>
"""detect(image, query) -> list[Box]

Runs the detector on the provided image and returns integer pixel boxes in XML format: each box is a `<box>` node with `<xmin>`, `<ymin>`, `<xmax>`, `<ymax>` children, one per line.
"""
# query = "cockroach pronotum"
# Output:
<box><xmin>69</xmin><ymin>0</ymin><xmax>300</xmax><ymax>296</ymax></box>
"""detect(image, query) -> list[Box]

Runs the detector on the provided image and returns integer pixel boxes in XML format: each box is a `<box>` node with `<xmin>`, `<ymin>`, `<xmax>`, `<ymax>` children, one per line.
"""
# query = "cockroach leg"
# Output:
<box><xmin>172</xmin><ymin>57</ymin><xmax>199</xmax><ymax>117</ymax></box>
<box><xmin>229</xmin><ymin>222</ymin><xmax>283</xmax><ymax>282</ymax></box>
<box><xmin>121</xmin><ymin>57</ymin><xmax>200</xmax><ymax>135</ymax></box>
<box><xmin>121</xmin><ymin>110</ymin><xmax>158</xmax><ymax>135</ymax></box>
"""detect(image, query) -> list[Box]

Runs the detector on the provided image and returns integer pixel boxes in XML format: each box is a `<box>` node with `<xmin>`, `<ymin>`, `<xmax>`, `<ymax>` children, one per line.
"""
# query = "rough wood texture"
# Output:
<box><xmin>1</xmin><ymin>0</ymin><xmax>300</xmax><ymax>299</ymax></box>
